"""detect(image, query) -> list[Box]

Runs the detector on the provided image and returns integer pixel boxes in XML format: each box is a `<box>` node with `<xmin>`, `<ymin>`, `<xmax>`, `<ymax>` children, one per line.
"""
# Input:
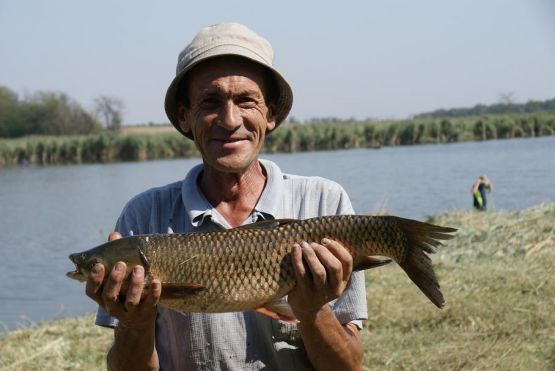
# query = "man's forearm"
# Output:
<box><xmin>107</xmin><ymin>324</ymin><xmax>159</xmax><ymax>371</ymax></box>
<box><xmin>298</xmin><ymin>305</ymin><xmax>363</xmax><ymax>371</ymax></box>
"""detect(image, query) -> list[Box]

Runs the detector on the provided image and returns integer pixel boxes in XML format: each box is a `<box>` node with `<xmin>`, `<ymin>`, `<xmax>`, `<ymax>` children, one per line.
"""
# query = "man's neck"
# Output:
<box><xmin>199</xmin><ymin>160</ymin><xmax>267</xmax><ymax>228</ymax></box>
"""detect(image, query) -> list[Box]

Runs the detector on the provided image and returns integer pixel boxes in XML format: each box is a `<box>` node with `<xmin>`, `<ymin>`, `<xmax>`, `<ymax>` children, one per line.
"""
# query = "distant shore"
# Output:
<box><xmin>1</xmin><ymin>112</ymin><xmax>554</xmax><ymax>167</ymax></box>
<box><xmin>1</xmin><ymin>203</ymin><xmax>553</xmax><ymax>370</ymax></box>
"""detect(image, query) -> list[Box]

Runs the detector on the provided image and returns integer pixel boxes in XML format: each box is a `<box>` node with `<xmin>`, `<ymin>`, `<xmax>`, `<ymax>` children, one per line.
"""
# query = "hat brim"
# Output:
<box><xmin>164</xmin><ymin>47</ymin><xmax>293</xmax><ymax>140</ymax></box>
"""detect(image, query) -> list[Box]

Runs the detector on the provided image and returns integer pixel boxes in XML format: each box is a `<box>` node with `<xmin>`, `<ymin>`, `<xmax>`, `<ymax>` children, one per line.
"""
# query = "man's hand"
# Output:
<box><xmin>288</xmin><ymin>239</ymin><xmax>353</xmax><ymax>320</ymax></box>
<box><xmin>85</xmin><ymin>232</ymin><xmax>162</xmax><ymax>329</ymax></box>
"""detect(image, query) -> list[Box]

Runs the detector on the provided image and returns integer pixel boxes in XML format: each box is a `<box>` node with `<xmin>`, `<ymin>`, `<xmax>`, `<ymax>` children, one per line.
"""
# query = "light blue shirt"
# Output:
<box><xmin>96</xmin><ymin>159</ymin><xmax>367</xmax><ymax>370</ymax></box>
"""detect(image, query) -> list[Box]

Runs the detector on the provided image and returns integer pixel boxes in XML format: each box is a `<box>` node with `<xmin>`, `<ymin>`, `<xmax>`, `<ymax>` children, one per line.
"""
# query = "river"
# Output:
<box><xmin>0</xmin><ymin>136</ymin><xmax>553</xmax><ymax>331</ymax></box>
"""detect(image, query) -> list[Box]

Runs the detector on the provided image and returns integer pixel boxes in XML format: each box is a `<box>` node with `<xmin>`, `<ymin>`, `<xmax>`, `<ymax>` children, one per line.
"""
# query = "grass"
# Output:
<box><xmin>1</xmin><ymin>204</ymin><xmax>553</xmax><ymax>370</ymax></box>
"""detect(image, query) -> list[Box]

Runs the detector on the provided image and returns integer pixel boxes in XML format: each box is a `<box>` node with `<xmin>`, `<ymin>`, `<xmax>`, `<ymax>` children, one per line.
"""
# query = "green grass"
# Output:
<box><xmin>1</xmin><ymin>204</ymin><xmax>553</xmax><ymax>370</ymax></box>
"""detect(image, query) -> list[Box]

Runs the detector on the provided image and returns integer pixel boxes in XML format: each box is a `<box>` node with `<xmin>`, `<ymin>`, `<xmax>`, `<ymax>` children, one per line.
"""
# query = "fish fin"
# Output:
<box><xmin>353</xmin><ymin>257</ymin><xmax>392</xmax><ymax>271</ymax></box>
<box><xmin>255</xmin><ymin>299</ymin><xmax>299</xmax><ymax>323</ymax></box>
<box><xmin>392</xmin><ymin>217</ymin><xmax>456</xmax><ymax>308</ymax></box>
<box><xmin>238</xmin><ymin>219</ymin><xmax>298</xmax><ymax>230</ymax></box>
<box><xmin>399</xmin><ymin>248</ymin><xmax>444</xmax><ymax>308</ymax></box>
<box><xmin>161</xmin><ymin>283</ymin><xmax>205</xmax><ymax>298</ymax></box>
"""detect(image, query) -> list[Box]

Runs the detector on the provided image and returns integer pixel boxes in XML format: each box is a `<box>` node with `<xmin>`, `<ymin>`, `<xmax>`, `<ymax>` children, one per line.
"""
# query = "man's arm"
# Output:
<box><xmin>86</xmin><ymin>233</ymin><xmax>161</xmax><ymax>371</ymax></box>
<box><xmin>288</xmin><ymin>239</ymin><xmax>364</xmax><ymax>371</ymax></box>
<box><xmin>471</xmin><ymin>180</ymin><xmax>480</xmax><ymax>193</ymax></box>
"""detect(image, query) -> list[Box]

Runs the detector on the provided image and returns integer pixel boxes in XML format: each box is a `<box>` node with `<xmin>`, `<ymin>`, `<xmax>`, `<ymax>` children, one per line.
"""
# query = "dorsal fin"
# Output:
<box><xmin>237</xmin><ymin>219</ymin><xmax>298</xmax><ymax>230</ymax></box>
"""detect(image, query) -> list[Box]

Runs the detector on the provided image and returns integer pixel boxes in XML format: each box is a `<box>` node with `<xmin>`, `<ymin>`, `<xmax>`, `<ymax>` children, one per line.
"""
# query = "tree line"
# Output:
<box><xmin>415</xmin><ymin>98</ymin><xmax>555</xmax><ymax>119</ymax></box>
<box><xmin>0</xmin><ymin>85</ymin><xmax>124</xmax><ymax>138</ymax></box>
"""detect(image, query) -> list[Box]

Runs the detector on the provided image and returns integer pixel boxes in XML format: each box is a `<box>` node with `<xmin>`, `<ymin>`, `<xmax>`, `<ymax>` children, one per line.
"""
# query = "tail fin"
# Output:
<box><xmin>394</xmin><ymin>217</ymin><xmax>457</xmax><ymax>308</ymax></box>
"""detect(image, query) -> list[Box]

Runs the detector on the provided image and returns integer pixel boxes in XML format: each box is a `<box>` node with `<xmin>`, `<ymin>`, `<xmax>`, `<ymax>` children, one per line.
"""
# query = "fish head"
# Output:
<box><xmin>66</xmin><ymin>237</ymin><xmax>146</xmax><ymax>283</ymax></box>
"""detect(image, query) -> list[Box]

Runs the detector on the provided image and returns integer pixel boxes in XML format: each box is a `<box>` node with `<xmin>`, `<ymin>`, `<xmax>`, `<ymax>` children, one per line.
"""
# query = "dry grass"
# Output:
<box><xmin>362</xmin><ymin>203</ymin><xmax>555</xmax><ymax>370</ymax></box>
<box><xmin>0</xmin><ymin>315</ymin><xmax>111</xmax><ymax>370</ymax></box>
<box><xmin>0</xmin><ymin>204</ymin><xmax>553</xmax><ymax>370</ymax></box>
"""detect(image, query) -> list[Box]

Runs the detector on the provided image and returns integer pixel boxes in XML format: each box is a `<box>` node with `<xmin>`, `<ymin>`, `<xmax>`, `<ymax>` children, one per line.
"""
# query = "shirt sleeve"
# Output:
<box><xmin>329</xmin><ymin>181</ymin><xmax>368</xmax><ymax>325</ymax></box>
<box><xmin>331</xmin><ymin>271</ymin><xmax>368</xmax><ymax>325</ymax></box>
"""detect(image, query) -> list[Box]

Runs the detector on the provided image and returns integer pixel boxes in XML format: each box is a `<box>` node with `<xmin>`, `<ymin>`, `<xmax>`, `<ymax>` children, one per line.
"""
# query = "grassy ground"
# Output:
<box><xmin>0</xmin><ymin>204</ymin><xmax>553</xmax><ymax>370</ymax></box>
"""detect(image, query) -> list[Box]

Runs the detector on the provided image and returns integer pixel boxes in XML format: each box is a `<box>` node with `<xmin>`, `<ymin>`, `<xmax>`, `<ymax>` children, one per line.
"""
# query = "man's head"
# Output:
<box><xmin>164</xmin><ymin>23</ymin><xmax>293</xmax><ymax>140</ymax></box>
<box><xmin>176</xmin><ymin>55</ymin><xmax>277</xmax><ymax>173</ymax></box>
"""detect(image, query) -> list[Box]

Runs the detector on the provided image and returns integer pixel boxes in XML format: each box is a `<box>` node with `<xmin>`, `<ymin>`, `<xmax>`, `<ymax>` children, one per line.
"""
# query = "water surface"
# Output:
<box><xmin>0</xmin><ymin>137</ymin><xmax>553</xmax><ymax>331</ymax></box>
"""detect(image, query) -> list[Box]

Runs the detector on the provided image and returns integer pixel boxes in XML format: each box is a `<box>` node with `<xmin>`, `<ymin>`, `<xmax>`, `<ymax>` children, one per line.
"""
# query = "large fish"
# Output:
<box><xmin>67</xmin><ymin>215</ymin><xmax>456</xmax><ymax>320</ymax></box>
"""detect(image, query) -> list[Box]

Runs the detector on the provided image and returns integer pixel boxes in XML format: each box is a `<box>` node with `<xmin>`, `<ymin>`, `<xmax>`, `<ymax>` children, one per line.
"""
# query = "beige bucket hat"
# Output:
<box><xmin>164</xmin><ymin>22</ymin><xmax>293</xmax><ymax>139</ymax></box>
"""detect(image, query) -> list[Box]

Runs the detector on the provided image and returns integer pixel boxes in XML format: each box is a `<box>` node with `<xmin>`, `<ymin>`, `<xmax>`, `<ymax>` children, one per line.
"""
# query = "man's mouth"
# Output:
<box><xmin>214</xmin><ymin>137</ymin><xmax>246</xmax><ymax>144</ymax></box>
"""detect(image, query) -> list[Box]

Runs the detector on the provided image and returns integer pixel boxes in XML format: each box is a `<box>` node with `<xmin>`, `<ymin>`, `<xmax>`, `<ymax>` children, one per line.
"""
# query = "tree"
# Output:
<box><xmin>0</xmin><ymin>86</ymin><xmax>100</xmax><ymax>137</ymax></box>
<box><xmin>0</xmin><ymin>86</ymin><xmax>27</xmax><ymax>137</ymax></box>
<box><xmin>94</xmin><ymin>96</ymin><xmax>124</xmax><ymax>131</ymax></box>
<box><xmin>26</xmin><ymin>91</ymin><xmax>99</xmax><ymax>135</ymax></box>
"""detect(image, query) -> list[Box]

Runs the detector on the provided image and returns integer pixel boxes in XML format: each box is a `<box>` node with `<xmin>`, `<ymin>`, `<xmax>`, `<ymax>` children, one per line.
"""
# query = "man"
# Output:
<box><xmin>472</xmin><ymin>175</ymin><xmax>493</xmax><ymax>211</ymax></box>
<box><xmin>86</xmin><ymin>23</ymin><xmax>367</xmax><ymax>370</ymax></box>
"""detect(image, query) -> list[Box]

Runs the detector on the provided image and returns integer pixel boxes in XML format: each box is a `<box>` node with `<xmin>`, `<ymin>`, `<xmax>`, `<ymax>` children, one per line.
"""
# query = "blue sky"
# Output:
<box><xmin>1</xmin><ymin>0</ymin><xmax>554</xmax><ymax>124</ymax></box>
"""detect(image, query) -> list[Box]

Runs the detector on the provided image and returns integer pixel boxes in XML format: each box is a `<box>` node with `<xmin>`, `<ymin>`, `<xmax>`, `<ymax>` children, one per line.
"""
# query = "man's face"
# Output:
<box><xmin>178</xmin><ymin>57</ymin><xmax>276</xmax><ymax>174</ymax></box>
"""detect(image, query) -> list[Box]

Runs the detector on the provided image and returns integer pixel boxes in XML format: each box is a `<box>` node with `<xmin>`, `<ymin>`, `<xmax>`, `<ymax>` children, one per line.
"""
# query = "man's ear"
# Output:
<box><xmin>266</xmin><ymin>103</ymin><xmax>277</xmax><ymax>132</ymax></box>
<box><xmin>177</xmin><ymin>104</ymin><xmax>191</xmax><ymax>134</ymax></box>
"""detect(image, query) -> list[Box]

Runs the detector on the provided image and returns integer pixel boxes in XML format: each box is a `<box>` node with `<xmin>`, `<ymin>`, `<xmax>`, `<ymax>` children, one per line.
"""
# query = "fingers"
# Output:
<box><xmin>103</xmin><ymin>261</ymin><xmax>127</xmax><ymax>315</ymax></box>
<box><xmin>108</xmin><ymin>231</ymin><xmax>122</xmax><ymax>241</ymax></box>
<box><xmin>145</xmin><ymin>279</ymin><xmax>162</xmax><ymax>307</ymax></box>
<box><xmin>293</xmin><ymin>239</ymin><xmax>353</xmax><ymax>297</ymax></box>
<box><xmin>123</xmin><ymin>268</ymin><xmax>161</xmax><ymax>311</ymax></box>
<box><xmin>125</xmin><ymin>265</ymin><xmax>146</xmax><ymax>313</ymax></box>
<box><xmin>302</xmin><ymin>241</ymin><xmax>329</xmax><ymax>288</ymax></box>
<box><xmin>292</xmin><ymin>243</ymin><xmax>306</xmax><ymax>278</ymax></box>
<box><xmin>85</xmin><ymin>263</ymin><xmax>105</xmax><ymax>306</ymax></box>
<box><xmin>321</xmin><ymin>238</ymin><xmax>353</xmax><ymax>282</ymax></box>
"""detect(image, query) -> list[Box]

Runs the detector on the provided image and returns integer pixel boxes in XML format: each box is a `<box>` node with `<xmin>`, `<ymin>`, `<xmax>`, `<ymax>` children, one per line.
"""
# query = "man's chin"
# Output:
<box><xmin>205</xmin><ymin>156</ymin><xmax>259</xmax><ymax>174</ymax></box>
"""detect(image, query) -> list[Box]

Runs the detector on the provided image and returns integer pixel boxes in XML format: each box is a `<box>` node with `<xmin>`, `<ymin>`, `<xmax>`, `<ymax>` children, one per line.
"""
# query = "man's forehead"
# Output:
<box><xmin>187</xmin><ymin>56</ymin><xmax>268</xmax><ymax>95</ymax></box>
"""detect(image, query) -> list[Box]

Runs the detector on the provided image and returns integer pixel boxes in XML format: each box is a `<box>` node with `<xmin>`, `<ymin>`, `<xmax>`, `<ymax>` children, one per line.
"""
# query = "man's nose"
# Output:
<box><xmin>217</xmin><ymin>101</ymin><xmax>241</xmax><ymax>130</ymax></box>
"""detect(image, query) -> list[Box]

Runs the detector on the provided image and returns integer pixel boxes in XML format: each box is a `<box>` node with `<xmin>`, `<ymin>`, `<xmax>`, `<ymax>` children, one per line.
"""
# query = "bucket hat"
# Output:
<box><xmin>164</xmin><ymin>22</ymin><xmax>293</xmax><ymax>139</ymax></box>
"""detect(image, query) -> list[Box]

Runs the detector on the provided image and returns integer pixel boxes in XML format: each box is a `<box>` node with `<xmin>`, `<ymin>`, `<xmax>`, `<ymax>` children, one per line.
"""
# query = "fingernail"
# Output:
<box><xmin>91</xmin><ymin>263</ymin><xmax>101</xmax><ymax>274</ymax></box>
<box><xmin>133</xmin><ymin>266</ymin><xmax>144</xmax><ymax>277</ymax></box>
<box><xmin>114</xmin><ymin>262</ymin><xmax>124</xmax><ymax>272</ymax></box>
<box><xmin>301</xmin><ymin>241</ymin><xmax>309</xmax><ymax>248</ymax></box>
<box><xmin>321</xmin><ymin>238</ymin><xmax>330</xmax><ymax>245</ymax></box>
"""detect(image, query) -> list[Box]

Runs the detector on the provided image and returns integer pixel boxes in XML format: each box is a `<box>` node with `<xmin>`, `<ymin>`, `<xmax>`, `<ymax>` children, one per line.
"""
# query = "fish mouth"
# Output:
<box><xmin>66</xmin><ymin>253</ymin><xmax>86</xmax><ymax>282</ymax></box>
<box><xmin>66</xmin><ymin>269</ymin><xmax>87</xmax><ymax>282</ymax></box>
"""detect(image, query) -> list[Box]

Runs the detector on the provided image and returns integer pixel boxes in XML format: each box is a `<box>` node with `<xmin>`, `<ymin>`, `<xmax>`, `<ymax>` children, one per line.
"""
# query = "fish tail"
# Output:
<box><xmin>394</xmin><ymin>217</ymin><xmax>457</xmax><ymax>308</ymax></box>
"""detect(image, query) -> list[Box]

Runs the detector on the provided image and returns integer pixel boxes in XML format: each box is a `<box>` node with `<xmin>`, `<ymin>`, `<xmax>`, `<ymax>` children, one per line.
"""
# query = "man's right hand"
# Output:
<box><xmin>85</xmin><ymin>232</ymin><xmax>162</xmax><ymax>329</ymax></box>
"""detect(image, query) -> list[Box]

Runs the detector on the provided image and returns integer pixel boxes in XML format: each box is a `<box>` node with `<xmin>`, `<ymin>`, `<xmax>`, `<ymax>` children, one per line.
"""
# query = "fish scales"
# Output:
<box><xmin>133</xmin><ymin>216</ymin><xmax>414</xmax><ymax>312</ymax></box>
<box><xmin>67</xmin><ymin>215</ymin><xmax>457</xmax><ymax>313</ymax></box>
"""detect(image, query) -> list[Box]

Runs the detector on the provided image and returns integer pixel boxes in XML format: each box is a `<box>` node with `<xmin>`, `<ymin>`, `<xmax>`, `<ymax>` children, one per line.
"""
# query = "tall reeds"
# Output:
<box><xmin>0</xmin><ymin>132</ymin><xmax>198</xmax><ymax>167</ymax></box>
<box><xmin>1</xmin><ymin>112</ymin><xmax>554</xmax><ymax>167</ymax></box>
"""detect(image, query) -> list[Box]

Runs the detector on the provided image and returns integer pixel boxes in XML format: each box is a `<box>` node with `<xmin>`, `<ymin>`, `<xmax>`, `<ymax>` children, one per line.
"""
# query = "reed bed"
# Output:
<box><xmin>0</xmin><ymin>132</ymin><xmax>198</xmax><ymax>167</ymax></box>
<box><xmin>0</xmin><ymin>204</ymin><xmax>553</xmax><ymax>370</ymax></box>
<box><xmin>1</xmin><ymin>112</ymin><xmax>554</xmax><ymax>167</ymax></box>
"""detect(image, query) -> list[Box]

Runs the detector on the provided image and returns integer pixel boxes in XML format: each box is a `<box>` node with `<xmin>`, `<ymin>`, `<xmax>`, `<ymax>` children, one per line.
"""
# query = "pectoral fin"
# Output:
<box><xmin>255</xmin><ymin>298</ymin><xmax>298</xmax><ymax>323</ymax></box>
<box><xmin>353</xmin><ymin>257</ymin><xmax>392</xmax><ymax>271</ymax></box>
<box><xmin>161</xmin><ymin>283</ymin><xmax>205</xmax><ymax>298</ymax></box>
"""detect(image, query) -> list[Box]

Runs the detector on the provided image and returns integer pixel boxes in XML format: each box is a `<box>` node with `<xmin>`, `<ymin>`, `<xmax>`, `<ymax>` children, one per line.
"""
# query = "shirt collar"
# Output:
<box><xmin>181</xmin><ymin>159</ymin><xmax>284</xmax><ymax>229</ymax></box>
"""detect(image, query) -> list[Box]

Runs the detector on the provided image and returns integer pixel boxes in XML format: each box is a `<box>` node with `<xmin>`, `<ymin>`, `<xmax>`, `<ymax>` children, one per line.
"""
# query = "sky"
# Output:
<box><xmin>1</xmin><ymin>0</ymin><xmax>554</xmax><ymax>125</ymax></box>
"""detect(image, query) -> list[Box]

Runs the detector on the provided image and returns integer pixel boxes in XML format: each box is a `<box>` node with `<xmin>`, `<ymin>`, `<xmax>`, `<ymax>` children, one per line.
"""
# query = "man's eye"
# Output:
<box><xmin>200</xmin><ymin>98</ymin><xmax>219</xmax><ymax>107</ymax></box>
<box><xmin>237</xmin><ymin>97</ymin><xmax>256</xmax><ymax>106</ymax></box>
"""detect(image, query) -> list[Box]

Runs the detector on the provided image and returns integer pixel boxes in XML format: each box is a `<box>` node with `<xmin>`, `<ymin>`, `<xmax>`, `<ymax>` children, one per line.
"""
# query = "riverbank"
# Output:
<box><xmin>1</xmin><ymin>112</ymin><xmax>554</xmax><ymax>167</ymax></box>
<box><xmin>0</xmin><ymin>203</ymin><xmax>553</xmax><ymax>370</ymax></box>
